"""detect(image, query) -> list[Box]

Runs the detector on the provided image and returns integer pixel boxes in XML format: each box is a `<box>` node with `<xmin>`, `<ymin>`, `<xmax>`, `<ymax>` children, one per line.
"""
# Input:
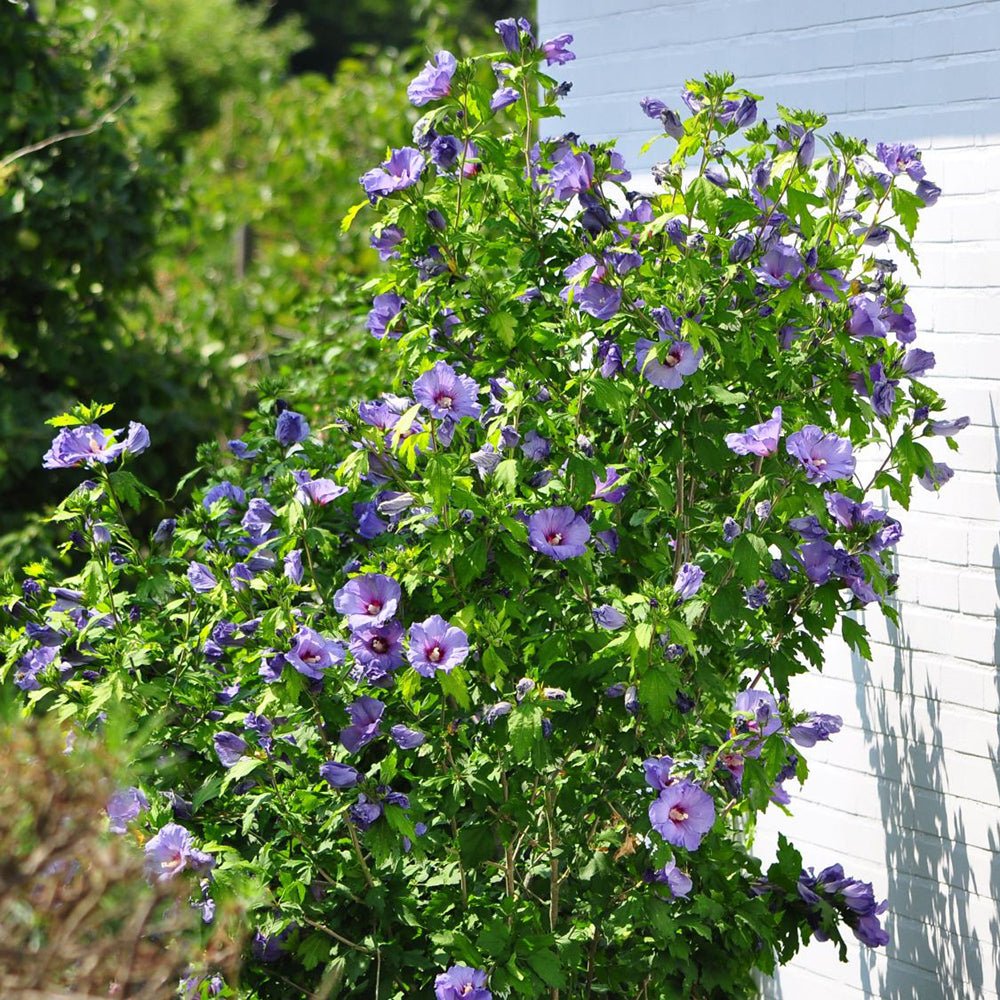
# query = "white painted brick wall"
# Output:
<box><xmin>537</xmin><ymin>1</ymin><xmax>1000</xmax><ymax>996</ymax></box>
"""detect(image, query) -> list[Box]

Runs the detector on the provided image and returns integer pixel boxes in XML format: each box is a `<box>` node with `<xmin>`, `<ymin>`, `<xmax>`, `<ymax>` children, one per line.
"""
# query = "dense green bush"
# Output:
<box><xmin>0</xmin><ymin>1</ymin><xmax>251</xmax><ymax>556</ymax></box>
<box><xmin>2</xmin><ymin>15</ymin><xmax>959</xmax><ymax>1000</ymax></box>
<box><xmin>99</xmin><ymin>0</ymin><xmax>305</xmax><ymax>152</ymax></box>
<box><xmin>142</xmin><ymin>56</ymin><xmax>415</xmax><ymax>427</ymax></box>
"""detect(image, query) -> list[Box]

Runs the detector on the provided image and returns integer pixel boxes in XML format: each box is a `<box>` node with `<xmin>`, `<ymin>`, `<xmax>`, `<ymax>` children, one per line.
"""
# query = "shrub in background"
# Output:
<box><xmin>1</xmin><ymin>15</ymin><xmax>960</xmax><ymax>1000</ymax></box>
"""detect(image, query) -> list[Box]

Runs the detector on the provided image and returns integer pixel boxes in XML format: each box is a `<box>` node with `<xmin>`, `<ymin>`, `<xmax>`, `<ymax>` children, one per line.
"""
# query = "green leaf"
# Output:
<box><xmin>45</xmin><ymin>412</ymin><xmax>86</xmax><ymax>427</ymax></box>
<box><xmin>108</xmin><ymin>470</ymin><xmax>144</xmax><ymax>511</ymax></box>
<box><xmin>508</xmin><ymin>704</ymin><xmax>542</xmax><ymax>762</ymax></box>
<box><xmin>193</xmin><ymin>774</ymin><xmax>223</xmax><ymax>810</ymax></box>
<box><xmin>220</xmin><ymin>755</ymin><xmax>264</xmax><ymax>794</ymax></box>
<box><xmin>489</xmin><ymin>311</ymin><xmax>517</xmax><ymax>349</ymax></box>
<box><xmin>438</xmin><ymin>666</ymin><xmax>471</xmax><ymax>710</ymax></box>
<box><xmin>706</xmin><ymin>385</ymin><xmax>749</xmax><ymax>406</ymax></box>
<box><xmin>390</xmin><ymin>403</ymin><xmax>424</xmax><ymax>448</ymax></box>
<box><xmin>425</xmin><ymin>452</ymin><xmax>453</xmax><ymax>509</ymax></box>
<box><xmin>525</xmin><ymin>949</ymin><xmax>565</xmax><ymax>989</ymax></box>
<box><xmin>891</xmin><ymin>186</ymin><xmax>922</xmax><ymax>240</ymax></box>
<box><xmin>686</xmin><ymin>175</ymin><xmax>726</xmax><ymax>227</ymax></box>
<box><xmin>642</xmin><ymin>667</ymin><xmax>677</xmax><ymax>722</ymax></box>
<box><xmin>841</xmin><ymin>615</ymin><xmax>872</xmax><ymax>660</ymax></box>
<box><xmin>482</xmin><ymin>645</ymin><xmax>507</xmax><ymax>680</ymax></box>
<box><xmin>340</xmin><ymin>199</ymin><xmax>369</xmax><ymax>233</ymax></box>
<box><xmin>459</xmin><ymin>824</ymin><xmax>497</xmax><ymax>866</ymax></box>
<box><xmin>494</xmin><ymin>459</ymin><xmax>518</xmax><ymax>496</ymax></box>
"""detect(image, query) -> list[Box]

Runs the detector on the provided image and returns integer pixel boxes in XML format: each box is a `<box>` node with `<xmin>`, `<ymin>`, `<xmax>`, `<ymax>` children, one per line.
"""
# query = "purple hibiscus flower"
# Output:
<box><xmin>733</xmin><ymin>689</ymin><xmax>782</xmax><ymax>755</ymax></box>
<box><xmin>560</xmin><ymin>254</ymin><xmax>621</xmax><ymax>321</ymax></box>
<box><xmin>725</xmin><ymin>406</ymin><xmax>782</xmax><ymax>457</ymax></box>
<box><xmin>391</xmin><ymin>724</ymin><xmax>426</xmax><ymax>749</ymax></box>
<box><xmin>548</xmin><ymin>148</ymin><xmax>594</xmax><ymax>200</ymax></box>
<box><xmin>284</xmin><ymin>550</ymin><xmax>303</xmax><ymax>584</ymax></box>
<box><xmin>365</xmin><ymin>290</ymin><xmax>405</xmax><ymax>340</ymax></box>
<box><xmin>320</xmin><ymin>761</ymin><xmax>360</xmax><ymax>789</ymax></box>
<box><xmin>333</xmin><ymin>573</ymin><xmax>401</xmax><ymax>629</ymax></box>
<box><xmin>592</xmin><ymin>466</ymin><xmax>629</xmax><ymax>503</ymax></box>
<box><xmin>495</xmin><ymin>16</ymin><xmax>533</xmax><ymax>52</ymax></box>
<box><xmin>597</xmin><ymin>338</ymin><xmax>623</xmax><ymax>376</ymax></box>
<box><xmin>593</xmin><ymin>604</ymin><xmax>627</xmax><ymax>630</ymax></box>
<box><xmin>434</xmin><ymin>966</ymin><xmax>492</xmax><ymax>1000</ymax></box>
<box><xmin>917</xmin><ymin>178</ymin><xmax>941</xmax><ymax>205</ymax></box>
<box><xmin>850</xmin><ymin>363</ymin><xmax>898</xmax><ymax>418</ymax></box>
<box><xmin>275</xmin><ymin>409</ymin><xmax>309</xmax><ymax>447</ymax></box>
<box><xmin>203</xmin><ymin>480</ymin><xmax>245</xmax><ymax>511</ymax></box>
<box><xmin>413</xmin><ymin>361</ymin><xmax>482</xmax><ymax>422</ymax></box>
<box><xmin>875</xmin><ymin>142</ymin><xmax>925</xmax><ymax>181</ymax></box>
<box><xmin>490</xmin><ymin>86</ymin><xmax>519</xmax><ymax>111</ymax></box>
<box><xmin>797</xmin><ymin>540</ymin><xmax>840</xmax><ymax>584</ymax></box>
<box><xmin>407</xmin><ymin>615</ymin><xmax>469</xmax><ymax>676</ymax></box>
<box><xmin>540</xmin><ymin>33</ymin><xmax>575</xmax><ymax>65</ymax></box>
<box><xmin>241</xmin><ymin>498</ymin><xmax>277</xmax><ymax>544</ymax></box>
<box><xmin>869</xmin><ymin>518</ymin><xmax>903</xmax><ymax>552</ymax></box>
<box><xmin>340</xmin><ymin>696</ymin><xmax>385</xmax><ymax>753</ymax></box>
<box><xmin>900</xmin><ymin>348</ymin><xmax>936</xmax><ymax>377</ymax></box>
<box><xmin>213</xmin><ymin>731</ymin><xmax>247</xmax><ymax>769</ymax></box>
<box><xmin>360</xmin><ymin>148</ymin><xmax>425</xmax><ymax>200</ymax></box>
<box><xmin>106</xmin><ymin>786</ymin><xmax>149</xmax><ymax>834</ymax></box>
<box><xmin>14</xmin><ymin>645</ymin><xmax>57</xmax><ymax>691</ymax></box>
<box><xmin>882</xmin><ymin>302</ymin><xmax>917</xmax><ymax>343</ymax></box>
<box><xmin>649</xmin><ymin>780</ymin><xmax>716</xmax><ymax>851</ymax></box>
<box><xmin>144</xmin><ymin>823</ymin><xmax>214</xmax><ymax>882</ymax></box>
<box><xmin>928</xmin><ymin>416</ymin><xmax>970</xmax><ymax>437</ymax></box>
<box><xmin>349</xmin><ymin>620</ymin><xmax>406</xmax><ymax>679</ymax></box>
<box><xmin>753</xmin><ymin>242</ymin><xmax>804</xmax><ymax>288</ymax></box>
<box><xmin>43</xmin><ymin>421</ymin><xmax>149</xmax><ymax>469</ymax></box>
<box><xmin>187</xmin><ymin>562</ymin><xmax>218</xmax><ymax>593</ymax></box>
<box><xmin>430</xmin><ymin>134</ymin><xmax>460</xmax><ymax>169</ymax></box>
<box><xmin>635</xmin><ymin>337</ymin><xmax>702</xmax><ymax>389</ymax></box>
<box><xmin>651</xmin><ymin>856</ymin><xmax>693</xmax><ymax>899</ymax></box>
<box><xmin>848</xmin><ymin>295</ymin><xmax>889</xmax><ymax>338</ymax></box>
<box><xmin>521</xmin><ymin>429</ymin><xmax>550</xmax><ymax>462</ymax></box>
<box><xmin>674</xmin><ymin>563</ymin><xmax>705</xmax><ymax>601</ymax></box>
<box><xmin>789</xmin><ymin>712</ymin><xmax>843</xmax><ymax>747</ymax></box>
<box><xmin>824</xmin><ymin>491</ymin><xmax>884</xmax><ymax>529</ymax></box>
<box><xmin>919</xmin><ymin>462</ymin><xmax>954</xmax><ymax>491</ymax></box>
<box><xmin>407</xmin><ymin>51</ymin><xmax>457</xmax><ymax>106</ymax></box>
<box><xmin>805</xmin><ymin>267</ymin><xmax>848</xmax><ymax>301</ymax></box>
<box><xmin>527</xmin><ymin>506</ymin><xmax>591</xmax><ymax>560</ymax></box>
<box><xmin>286</xmin><ymin>626</ymin><xmax>346</xmax><ymax>680</ymax></box>
<box><xmin>642</xmin><ymin>756</ymin><xmax>675</xmax><ymax>791</ymax></box>
<box><xmin>786</xmin><ymin>426</ymin><xmax>855</xmax><ymax>483</ymax></box>
<box><xmin>641</xmin><ymin>97</ymin><xmax>667</xmax><ymax>119</ymax></box>
<box><xmin>370</xmin><ymin>224</ymin><xmax>404</xmax><ymax>260</ymax></box>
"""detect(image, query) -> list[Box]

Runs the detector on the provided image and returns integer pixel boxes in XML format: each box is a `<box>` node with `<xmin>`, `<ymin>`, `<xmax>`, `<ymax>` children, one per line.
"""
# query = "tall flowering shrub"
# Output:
<box><xmin>1</xmin><ymin>16</ymin><xmax>962</xmax><ymax>1000</ymax></box>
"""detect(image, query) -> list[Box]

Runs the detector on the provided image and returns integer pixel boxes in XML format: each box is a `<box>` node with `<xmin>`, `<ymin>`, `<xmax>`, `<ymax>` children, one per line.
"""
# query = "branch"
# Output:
<box><xmin>1</xmin><ymin>96</ymin><xmax>131</xmax><ymax>171</ymax></box>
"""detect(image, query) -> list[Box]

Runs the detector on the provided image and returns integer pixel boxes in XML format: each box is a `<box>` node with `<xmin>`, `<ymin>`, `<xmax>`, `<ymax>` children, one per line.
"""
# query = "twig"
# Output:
<box><xmin>1</xmin><ymin>96</ymin><xmax>131</xmax><ymax>170</ymax></box>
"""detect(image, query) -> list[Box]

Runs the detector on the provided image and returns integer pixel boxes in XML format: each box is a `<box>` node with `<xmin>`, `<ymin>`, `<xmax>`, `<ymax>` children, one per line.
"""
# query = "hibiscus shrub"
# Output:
<box><xmin>1</xmin><ymin>14</ymin><xmax>961</xmax><ymax>1000</ymax></box>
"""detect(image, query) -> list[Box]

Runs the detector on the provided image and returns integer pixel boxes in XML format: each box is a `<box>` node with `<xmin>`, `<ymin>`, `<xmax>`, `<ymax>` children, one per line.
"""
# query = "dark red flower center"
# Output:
<box><xmin>668</xmin><ymin>806</ymin><xmax>689</xmax><ymax>823</ymax></box>
<box><xmin>371</xmin><ymin>637</ymin><xmax>389</xmax><ymax>654</ymax></box>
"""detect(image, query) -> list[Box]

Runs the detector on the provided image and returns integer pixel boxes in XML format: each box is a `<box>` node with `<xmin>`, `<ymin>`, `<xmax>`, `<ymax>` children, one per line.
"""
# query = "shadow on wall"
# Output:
<box><xmin>846</xmin><ymin>404</ymin><xmax>1000</xmax><ymax>999</ymax></box>
<box><xmin>849</xmin><ymin>634</ymin><xmax>980</xmax><ymax>998</ymax></box>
